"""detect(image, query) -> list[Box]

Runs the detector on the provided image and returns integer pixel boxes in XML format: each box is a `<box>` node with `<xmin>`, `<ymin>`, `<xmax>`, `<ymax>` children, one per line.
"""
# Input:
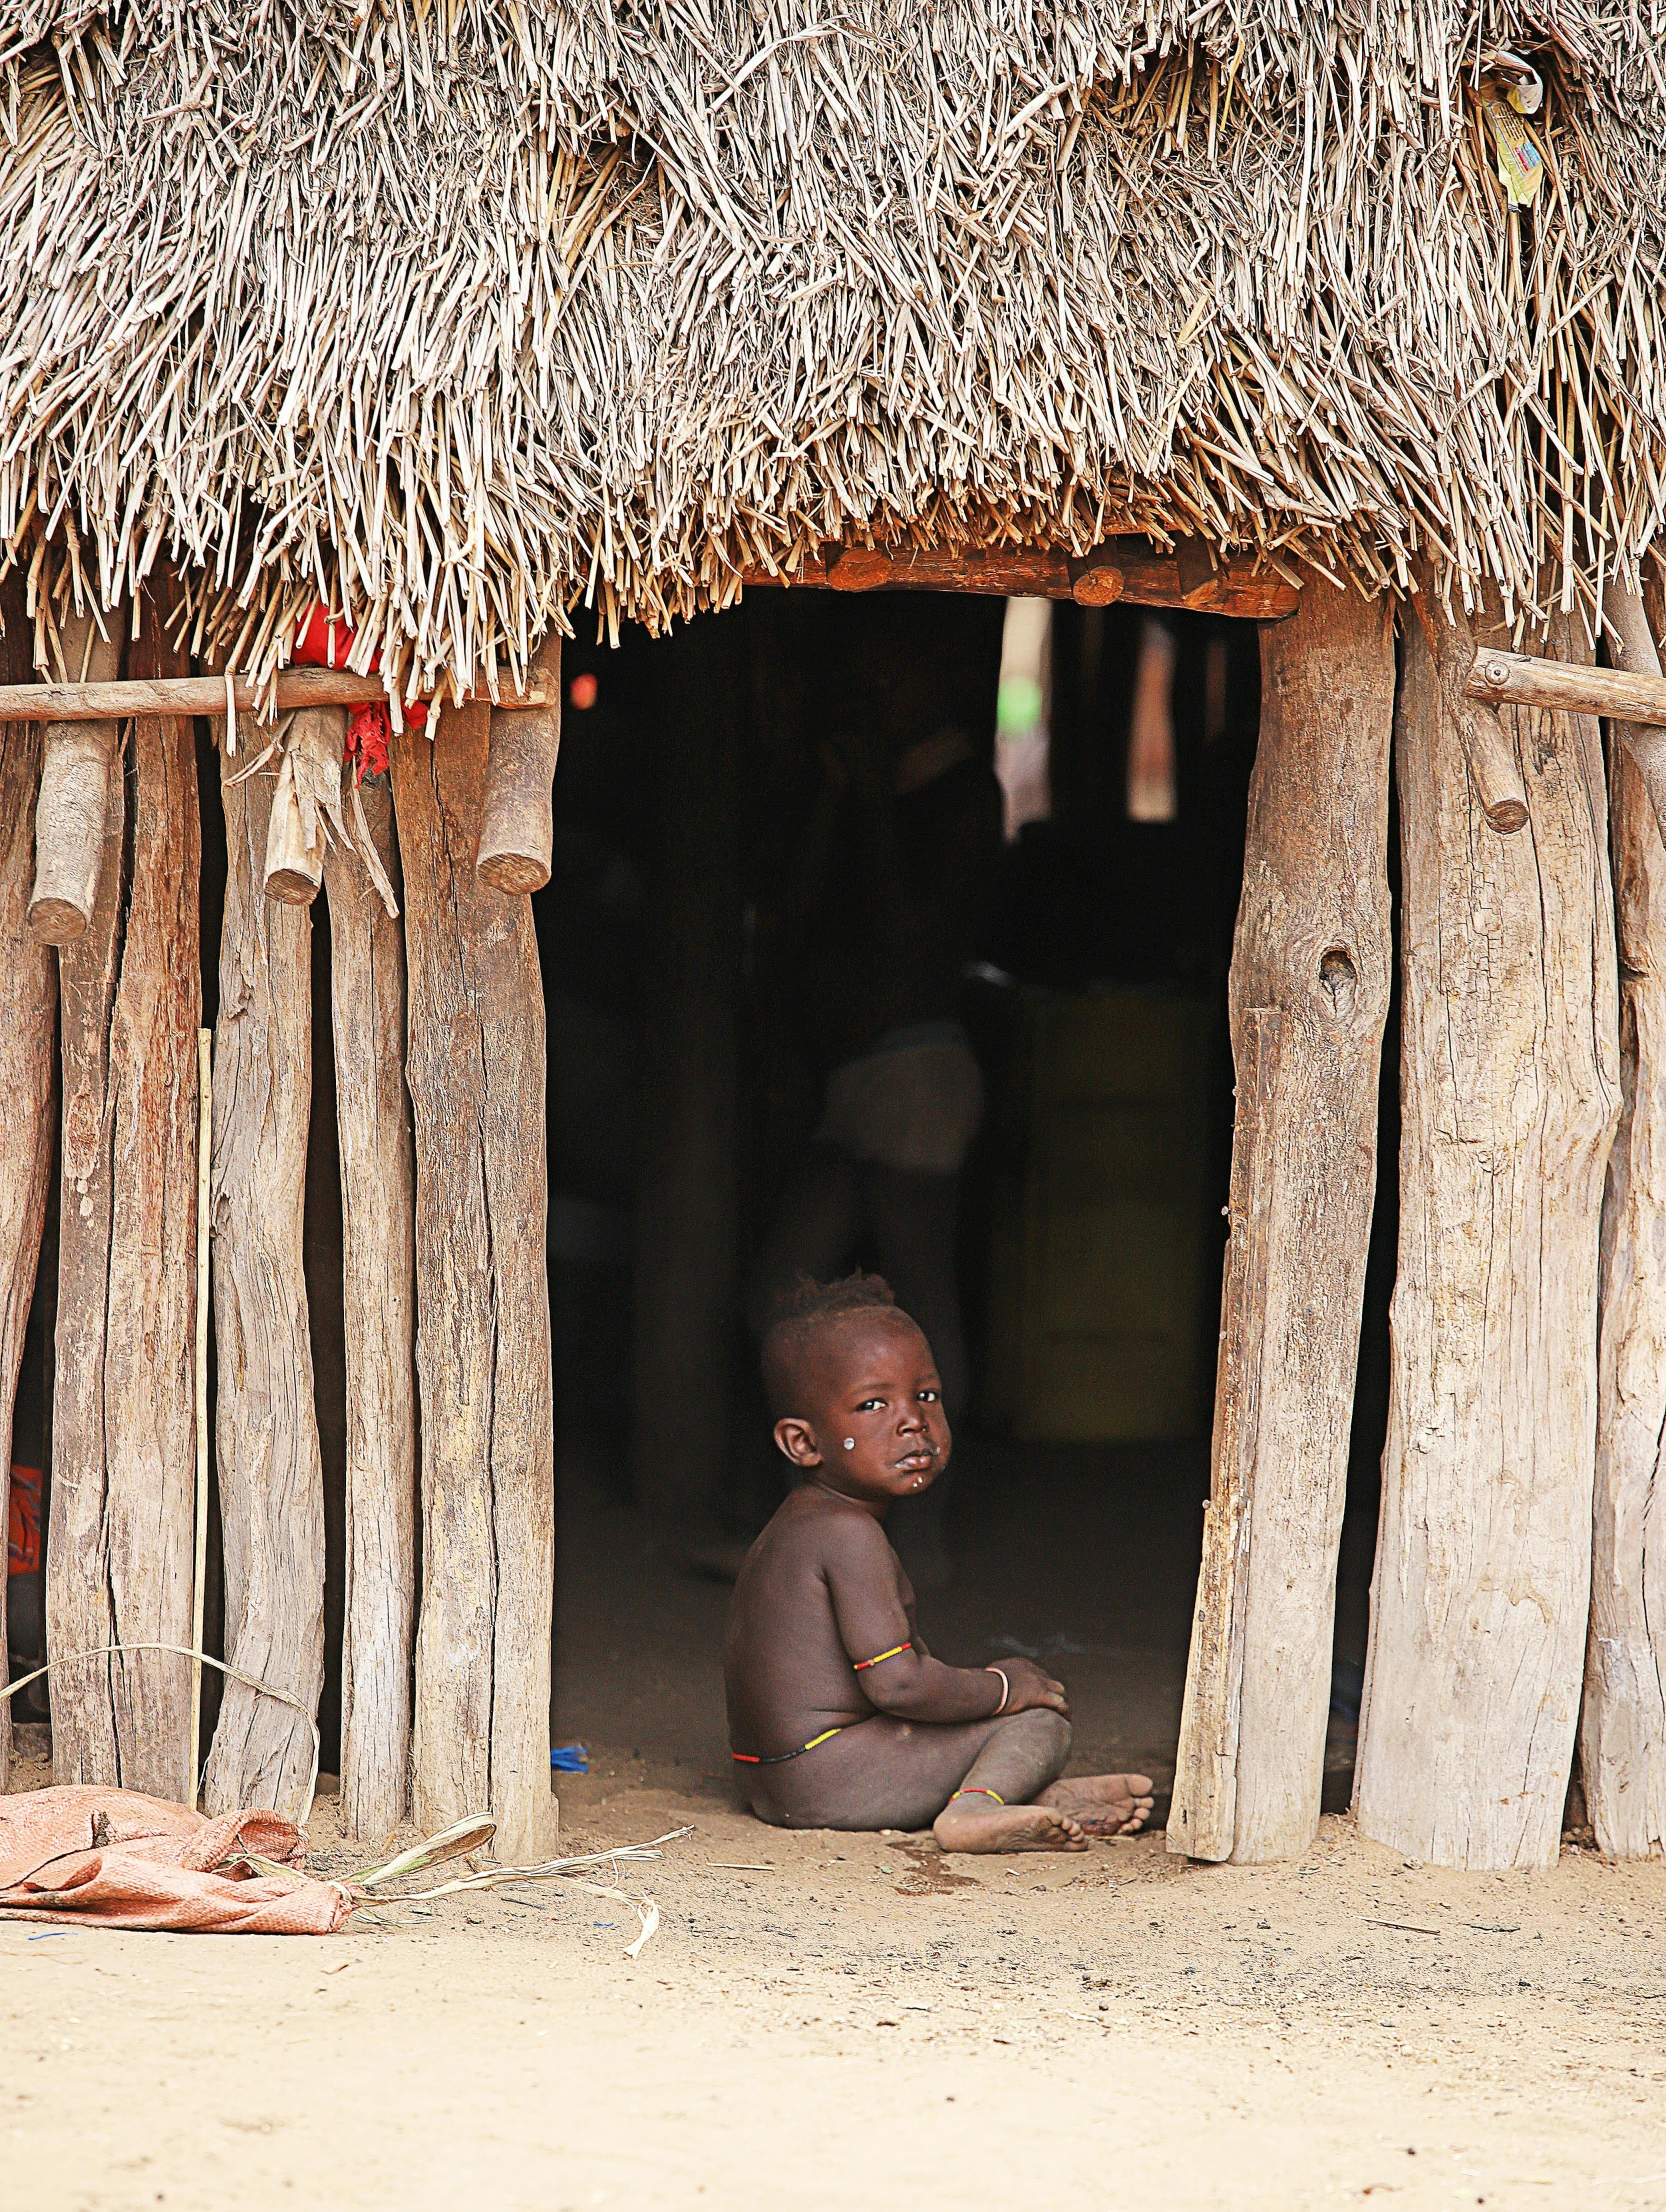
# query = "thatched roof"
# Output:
<box><xmin>2</xmin><ymin>2</ymin><xmax>1664</xmax><ymax>693</ymax></box>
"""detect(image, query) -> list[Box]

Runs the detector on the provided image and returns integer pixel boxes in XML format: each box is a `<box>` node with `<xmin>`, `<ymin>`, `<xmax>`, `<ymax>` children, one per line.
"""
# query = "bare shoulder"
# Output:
<box><xmin>768</xmin><ymin>1487</ymin><xmax>892</xmax><ymax>1570</ymax></box>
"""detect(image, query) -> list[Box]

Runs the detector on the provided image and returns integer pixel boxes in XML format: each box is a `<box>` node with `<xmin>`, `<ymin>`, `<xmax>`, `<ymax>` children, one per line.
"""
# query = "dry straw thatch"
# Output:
<box><xmin>1</xmin><ymin>1</ymin><xmax>1664</xmax><ymax>692</ymax></box>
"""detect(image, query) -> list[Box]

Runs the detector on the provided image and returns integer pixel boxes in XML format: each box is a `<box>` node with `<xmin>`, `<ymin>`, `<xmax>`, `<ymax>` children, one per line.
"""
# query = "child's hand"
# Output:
<box><xmin>996</xmin><ymin>1658</ymin><xmax>1071</xmax><ymax>1718</ymax></box>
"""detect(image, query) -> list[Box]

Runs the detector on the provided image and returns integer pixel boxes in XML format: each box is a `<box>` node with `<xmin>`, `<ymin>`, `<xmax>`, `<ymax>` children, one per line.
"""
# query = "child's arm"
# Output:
<box><xmin>823</xmin><ymin>1517</ymin><xmax>1068</xmax><ymax>1723</ymax></box>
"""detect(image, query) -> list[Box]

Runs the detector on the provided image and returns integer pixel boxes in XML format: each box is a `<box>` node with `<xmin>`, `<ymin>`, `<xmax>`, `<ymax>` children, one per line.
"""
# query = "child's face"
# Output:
<box><xmin>773</xmin><ymin>1315</ymin><xmax>950</xmax><ymax>1508</ymax></box>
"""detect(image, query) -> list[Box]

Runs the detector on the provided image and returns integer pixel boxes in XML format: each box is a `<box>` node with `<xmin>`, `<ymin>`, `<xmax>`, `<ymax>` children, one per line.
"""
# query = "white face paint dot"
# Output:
<box><xmin>843</xmin><ymin>1438</ymin><xmax>855</xmax><ymax>1450</ymax></box>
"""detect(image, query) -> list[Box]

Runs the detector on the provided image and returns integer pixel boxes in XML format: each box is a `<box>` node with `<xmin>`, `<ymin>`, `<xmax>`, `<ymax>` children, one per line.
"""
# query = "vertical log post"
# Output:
<box><xmin>0</xmin><ymin>579</ymin><xmax>56</xmax><ymax>1792</ymax></box>
<box><xmin>1169</xmin><ymin>576</ymin><xmax>1395</xmax><ymax>1863</ymax></box>
<box><xmin>1356</xmin><ymin>589</ymin><xmax>1620</xmax><ymax>1870</ymax></box>
<box><xmin>1582</xmin><ymin>580</ymin><xmax>1666</xmax><ymax>1856</ymax></box>
<box><xmin>632</xmin><ymin>616</ymin><xmax>743</xmax><ymax>1518</ymax></box>
<box><xmin>392</xmin><ymin>710</ymin><xmax>555</xmax><ymax>1863</ymax></box>
<box><xmin>203</xmin><ymin>701</ymin><xmax>325</xmax><ymax>1816</ymax></box>
<box><xmin>478</xmin><ymin>635</ymin><xmax>563</xmax><ymax>893</ymax></box>
<box><xmin>101</xmin><ymin>582</ymin><xmax>201</xmax><ymax>1795</ymax></box>
<box><xmin>29</xmin><ymin>610</ymin><xmax>125</xmax><ymax>943</ymax></box>
<box><xmin>323</xmin><ymin>781</ymin><xmax>417</xmax><ymax>1842</ymax></box>
<box><xmin>48</xmin><ymin>609</ymin><xmax>129</xmax><ymax>1784</ymax></box>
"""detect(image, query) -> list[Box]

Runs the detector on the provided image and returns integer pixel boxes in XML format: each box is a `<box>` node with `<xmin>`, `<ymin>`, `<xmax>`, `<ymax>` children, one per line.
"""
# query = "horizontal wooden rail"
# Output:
<box><xmin>742</xmin><ymin>538</ymin><xmax>1301</xmax><ymax>620</ymax></box>
<box><xmin>1465</xmin><ymin>649</ymin><xmax>1666</xmax><ymax>731</ymax></box>
<box><xmin>0</xmin><ymin>666</ymin><xmax>552</xmax><ymax>725</ymax></box>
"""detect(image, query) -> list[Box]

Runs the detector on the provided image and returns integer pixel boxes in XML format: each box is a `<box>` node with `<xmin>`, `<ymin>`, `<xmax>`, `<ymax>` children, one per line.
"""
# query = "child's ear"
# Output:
<box><xmin>774</xmin><ymin>1416</ymin><xmax>823</xmax><ymax>1469</ymax></box>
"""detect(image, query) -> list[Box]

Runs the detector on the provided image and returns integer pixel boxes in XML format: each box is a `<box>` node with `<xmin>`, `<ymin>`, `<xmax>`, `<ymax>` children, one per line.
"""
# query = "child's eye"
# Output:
<box><xmin>918</xmin><ymin>1389</ymin><xmax>939</xmax><ymax>1402</ymax></box>
<box><xmin>856</xmin><ymin>1398</ymin><xmax>884</xmax><ymax>1413</ymax></box>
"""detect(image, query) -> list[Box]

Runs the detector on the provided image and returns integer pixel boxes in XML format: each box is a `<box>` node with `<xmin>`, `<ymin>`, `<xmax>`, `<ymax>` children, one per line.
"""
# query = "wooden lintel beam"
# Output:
<box><xmin>741</xmin><ymin>539</ymin><xmax>1301</xmax><ymax>620</ymax></box>
<box><xmin>0</xmin><ymin>667</ymin><xmax>553</xmax><ymax>725</ymax></box>
<box><xmin>1465</xmin><ymin>648</ymin><xmax>1666</xmax><ymax>731</ymax></box>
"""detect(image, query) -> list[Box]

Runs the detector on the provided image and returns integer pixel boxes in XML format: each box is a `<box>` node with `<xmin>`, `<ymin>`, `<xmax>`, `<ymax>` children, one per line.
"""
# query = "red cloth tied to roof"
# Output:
<box><xmin>0</xmin><ymin>1787</ymin><xmax>352</xmax><ymax>1934</ymax></box>
<box><xmin>292</xmin><ymin>603</ymin><xmax>425</xmax><ymax>784</ymax></box>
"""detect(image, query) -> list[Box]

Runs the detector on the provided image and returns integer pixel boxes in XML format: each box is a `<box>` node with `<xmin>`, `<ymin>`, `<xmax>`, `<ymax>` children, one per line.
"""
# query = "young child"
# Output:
<box><xmin>724</xmin><ymin>1273</ymin><xmax>1154</xmax><ymax>1851</ymax></box>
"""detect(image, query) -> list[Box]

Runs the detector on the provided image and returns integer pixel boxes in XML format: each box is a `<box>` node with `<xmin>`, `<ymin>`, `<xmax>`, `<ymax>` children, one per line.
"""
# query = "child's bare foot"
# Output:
<box><xmin>1036</xmin><ymin>1773</ymin><xmax>1155</xmax><ymax>1836</ymax></box>
<box><xmin>932</xmin><ymin>1800</ymin><xmax>1090</xmax><ymax>1854</ymax></box>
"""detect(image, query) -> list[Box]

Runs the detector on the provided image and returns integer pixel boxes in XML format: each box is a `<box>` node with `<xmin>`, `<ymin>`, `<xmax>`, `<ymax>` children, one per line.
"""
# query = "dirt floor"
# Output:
<box><xmin>7</xmin><ymin>1461</ymin><xmax>1666</xmax><ymax>2209</ymax></box>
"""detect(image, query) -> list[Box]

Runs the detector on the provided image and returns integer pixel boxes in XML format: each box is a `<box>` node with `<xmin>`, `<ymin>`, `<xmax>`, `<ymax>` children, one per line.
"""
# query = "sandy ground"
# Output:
<box><xmin>6</xmin><ymin>1478</ymin><xmax>1666</xmax><ymax>2209</ymax></box>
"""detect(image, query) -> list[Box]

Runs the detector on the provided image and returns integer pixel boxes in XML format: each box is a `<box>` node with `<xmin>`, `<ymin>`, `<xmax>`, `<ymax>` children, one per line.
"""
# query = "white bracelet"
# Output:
<box><xmin>985</xmin><ymin>1664</ymin><xmax>1009</xmax><ymax>1715</ymax></box>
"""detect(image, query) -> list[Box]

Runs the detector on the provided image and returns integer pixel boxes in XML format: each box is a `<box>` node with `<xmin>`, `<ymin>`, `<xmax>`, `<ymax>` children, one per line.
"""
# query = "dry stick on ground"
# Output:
<box><xmin>1357</xmin><ymin>586</ymin><xmax>1620</xmax><ymax>1871</ymax></box>
<box><xmin>27</xmin><ymin>609</ymin><xmax>125</xmax><ymax>943</ymax></box>
<box><xmin>1582</xmin><ymin>579</ymin><xmax>1666</xmax><ymax>1858</ymax></box>
<box><xmin>1169</xmin><ymin>576</ymin><xmax>1395</xmax><ymax>1864</ymax></box>
<box><xmin>392</xmin><ymin>709</ymin><xmax>555</xmax><ymax>1865</ymax></box>
<box><xmin>323</xmin><ymin>777</ymin><xmax>418</xmax><ymax>1841</ymax></box>
<box><xmin>203</xmin><ymin>697</ymin><xmax>325</xmax><ymax>1819</ymax></box>
<box><xmin>478</xmin><ymin>634</ymin><xmax>562</xmax><ymax>892</ymax></box>
<box><xmin>0</xmin><ymin>577</ymin><xmax>56</xmax><ymax>1795</ymax></box>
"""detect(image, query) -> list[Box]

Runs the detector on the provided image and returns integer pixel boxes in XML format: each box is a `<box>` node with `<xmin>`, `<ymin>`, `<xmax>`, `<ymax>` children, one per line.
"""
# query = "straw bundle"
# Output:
<box><xmin>0</xmin><ymin>1</ymin><xmax>1663</xmax><ymax>690</ymax></box>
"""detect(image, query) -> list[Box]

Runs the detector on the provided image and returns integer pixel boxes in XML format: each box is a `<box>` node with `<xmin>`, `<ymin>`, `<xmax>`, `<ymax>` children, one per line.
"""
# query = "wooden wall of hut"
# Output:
<box><xmin>5</xmin><ymin>556</ymin><xmax>1666</xmax><ymax>1875</ymax></box>
<box><xmin>0</xmin><ymin>592</ymin><xmax>560</xmax><ymax>1848</ymax></box>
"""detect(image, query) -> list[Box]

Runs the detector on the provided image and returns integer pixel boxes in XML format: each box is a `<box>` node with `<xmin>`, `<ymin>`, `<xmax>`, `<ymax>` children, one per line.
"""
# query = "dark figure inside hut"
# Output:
<box><xmin>743</xmin><ymin>606</ymin><xmax>1004</xmax><ymax>1590</ymax></box>
<box><xmin>725</xmin><ymin>1274</ymin><xmax>1154</xmax><ymax>1850</ymax></box>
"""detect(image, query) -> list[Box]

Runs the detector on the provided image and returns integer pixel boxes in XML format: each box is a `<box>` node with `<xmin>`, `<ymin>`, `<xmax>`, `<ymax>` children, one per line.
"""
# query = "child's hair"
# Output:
<box><xmin>760</xmin><ymin>1271</ymin><xmax>901</xmax><ymax>1418</ymax></box>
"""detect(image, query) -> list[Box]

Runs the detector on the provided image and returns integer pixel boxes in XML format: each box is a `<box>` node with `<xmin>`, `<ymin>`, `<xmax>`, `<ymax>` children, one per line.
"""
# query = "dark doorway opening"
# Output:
<box><xmin>539</xmin><ymin>587</ymin><xmax>1282</xmax><ymax>1811</ymax></box>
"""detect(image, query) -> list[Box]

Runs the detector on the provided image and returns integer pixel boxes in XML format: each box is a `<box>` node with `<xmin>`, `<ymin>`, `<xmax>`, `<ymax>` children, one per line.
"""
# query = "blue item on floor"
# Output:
<box><xmin>550</xmin><ymin>1743</ymin><xmax>590</xmax><ymax>1773</ymax></box>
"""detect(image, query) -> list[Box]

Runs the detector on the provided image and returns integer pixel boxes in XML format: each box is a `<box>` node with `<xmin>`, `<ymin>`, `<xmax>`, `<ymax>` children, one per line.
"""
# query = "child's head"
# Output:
<box><xmin>761</xmin><ymin>1272</ymin><xmax>950</xmax><ymax>1507</ymax></box>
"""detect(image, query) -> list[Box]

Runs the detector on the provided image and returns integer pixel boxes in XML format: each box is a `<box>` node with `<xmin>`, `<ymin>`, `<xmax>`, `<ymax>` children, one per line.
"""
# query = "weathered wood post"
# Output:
<box><xmin>1356</xmin><ymin>586</ymin><xmax>1620</xmax><ymax>1869</ymax></box>
<box><xmin>323</xmin><ymin>779</ymin><xmax>418</xmax><ymax>1842</ymax></box>
<box><xmin>0</xmin><ymin>582</ymin><xmax>56</xmax><ymax>1792</ymax></box>
<box><xmin>265</xmin><ymin>707</ymin><xmax>348</xmax><ymax>906</ymax></box>
<box><xmin>203</xmin><ymin>696</ymin><xmax>325</xmax><ymax>1817</ymax></box>
<box><xmin>1582</xmin><ymin>579</ymin><xmax>1666</xmax><ymax>1856</ymax></box>
<box><xmin>392</xmin><ymin>710</ymin><xmax>555</xmax><ymax>1863</ymax></box>
<box><xmin>49</xmin><ymin>584</ymin><xmax>201</xmax><ymax>1797</ymax></box>
<box><xmin>1169</xmin><ymin>574</ymin><xmax>1394</xmax><ymax>1863</ymax></box>
<box><xmin>478</xmin><ymin>635</ymin><xmax>562</xmax><ymax>893</ymax></box>
<box><xmin>28</xmin><ymin>609</ymin><xmax>124</xmax><ymax>943</ymax></box>
<box><xmin>48</xmin><ymin>595</ymin><xmax>131</xmax><ymax>1786</ymax></box>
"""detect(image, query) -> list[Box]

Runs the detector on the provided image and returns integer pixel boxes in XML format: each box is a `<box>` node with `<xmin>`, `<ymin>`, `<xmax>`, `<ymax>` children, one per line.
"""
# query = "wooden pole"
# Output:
<box><xmin>49</xmin><ymin>583</ymin><xmax>204</xmax><ymax>1797</ymax></box>
<box><xmin>265</xmin><ymin>707</ymin><xmax>348</xmax><ymax>906</ymax></box>
<box><xmin>0</xmin><ymin>668</ymin><xmax>554</xmax><ymax>725</ymax></box>
<box><xmin>0</xmin><ymin>578</ymin><xmax>56</xmax><ymax>1794</ymax></box>
<box><xmin>1169</xmin><ymin>577</ymin><xmax>1395</xmax><ymax>1864</ymax></box>
<box><xmin>392</xmin><ymin>710</ymin><xmax>555</xmax><ymax>1863</ymax></box>
<box><xmin>27</xmin><ymin>610</ymin><xmax>126</xmax><ymax>942</ymax></box>
<box><xmin>202</xmin><ymin>697</ymin><xmax>325</xmax><ymax>1818</ymax></box>
<box><xmin>1356</xmin><ymin>587</ymin><xmax>1620</xmax><ymax>1870</ymax></box>
<box><xmin>1467</xmin><ymin>645</ymin><xmax>1666</xmax><ymax>734</ymax></box>
<box><xmin>48</xmin><ymin>682</ymin><xmax>127</xmax><ymax>1784</ymax></box>
<box><xmin>191</xmin><ymin>1028</ymin><xmax>211</xmax><ymax>1811</ymax></box>
<box><xmin>478</xmin><ymin>636</ymin><xmax>563</xmax><ymax>893</ymax></box>
<box><xmin>323</xmin><ymin>781</ymin><xmax>418</xmax><ymax>1841</ymax></box>
<box><xmin>1582</xmin><ymin>580</ymin><xmax>1666</xmax><ymax>1856</ymax></box>
<box><xmin>1168</xmin><ymin>1011</ymin><xmax>1280</xmax><ymax>1861</ymax></box>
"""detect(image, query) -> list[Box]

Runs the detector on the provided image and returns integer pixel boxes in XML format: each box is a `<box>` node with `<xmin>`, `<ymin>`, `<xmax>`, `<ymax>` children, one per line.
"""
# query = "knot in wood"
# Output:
<box><xmin>1317</xmin><ymin>944</ymin><xmax>1359</xmax><ymax>1020</ymax></box>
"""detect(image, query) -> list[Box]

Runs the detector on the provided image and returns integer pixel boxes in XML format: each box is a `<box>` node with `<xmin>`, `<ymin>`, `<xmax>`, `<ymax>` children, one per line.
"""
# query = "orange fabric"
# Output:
<box><xmin>0</xmin><ymin>1787</ymin><xmax>352</xmax><ymax>1934</ymax></box>
<box><xmin>7</xmin><ymin>1464</ymin><xmax>41</xmax><ymax>1576</ymax></box>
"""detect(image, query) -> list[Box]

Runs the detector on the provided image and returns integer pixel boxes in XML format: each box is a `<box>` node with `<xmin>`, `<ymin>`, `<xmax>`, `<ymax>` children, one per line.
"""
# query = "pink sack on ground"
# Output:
<box><xmin>0</xmin><ymin>1786</ymin><xmax>351</xmax><ymax>1933</ymax></box>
